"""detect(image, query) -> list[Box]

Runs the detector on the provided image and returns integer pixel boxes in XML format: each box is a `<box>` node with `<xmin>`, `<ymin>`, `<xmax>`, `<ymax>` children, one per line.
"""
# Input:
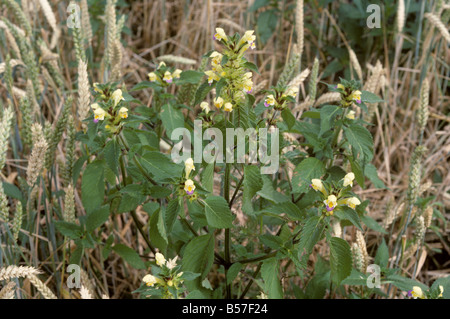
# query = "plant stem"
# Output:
<box><xmin>224</xmin><ymin>163</ymin><xmax>232</xmax><ymax>298</ymax></box>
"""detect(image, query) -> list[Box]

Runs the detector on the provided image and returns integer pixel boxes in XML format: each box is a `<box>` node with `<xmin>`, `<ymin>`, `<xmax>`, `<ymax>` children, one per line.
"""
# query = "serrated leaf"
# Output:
<box><xmin>86</xmin><ymin>205</ymin><xmax>110</xmax><ymax>232</ymax></box>
<box><xmin>242</xmin><ymin>165</ymin><xmax>263</xmax><ymax>213</ymax></box>
<box><xmin>319</xmin><ymin>105</ymin><xmax>342</xmax><ymax>136</ymax></box>
<box><xmin>81</xmin><ymin>160</ymin><xmax>105</xmax><ymax>214</ymax></box>
<box><xmin>165</xmin><ymin>199</ymin><xmax>180</xmax><ymax>233</ymax></box>
<box><xmin>201</xmin><ymin>162</ymin><xmax>215</xmax><ymax>193</ymax></box>
<box><xmin>103</xmin><ymin>139</ymin><xmax>120</xmax><ymax>177</ymax></box>
<box><xmin>203</xmin><ymin>195</ymin><xmax>233</xmax><ymax>229</ymax></box>
<box><xmin>343</xmin><ymin>124</ymin><xmax>373</xmax><ymax>163</ymax></box>
<box><xmin>140</xmin><ymin>151</ymin><xmax>183</xmax><ymax>182</ymax></box>
<box><xmin>261</xmin><ymin>258</ymin><xmax>283</xmax><ymax>298</ymax></box>
<box><xmin>361</xmin><ymin>91</ymin><xmax>384</xmax><ymax>103</ymax></box>
<box><xmin>262</xmin><ymin>202</ymin><xmax>305</xmax><ymax>220</ymax></box>
<box><xmin>226</xmin><ymin>262</ymin><xmax>243</xmax><ymax>285</ymax></box>
<box><xmin>178</xmin><ymin>70</ymin><xmax>205</xmax><ymax>84</ymax></box>
<box><xmin>329</xmin><ymin>237</ymin><xmax>352</xmax><ymax>285</ymax></box>
<box><xmin>364</xmin><ymin>163</ymin><xmax>386</xmax><ymax>189</ymax></box>
<box><xmin>160</xmin><ymin>104</ymin><xmax>184</xmax><ymax>138</ymax></box>
<box><xmin>257</xmin><ymin>175</ymin><xmax>290</xmax><ymax>204</ymax></box>
<box><xmin>374</xmin><ymin>238</ymin><xmax>389</xmax><ymax>269</ymax></box>
<box><xmin>149</xmin><ymin>208</ymin><xmax>168</xmax><ymax>251</ymax></box>
<box><xmin>55</xmin><ymin>221</ymin><xmax>82</xmax><ymax>239</ymax></box>
<box><xmin>181</xmin><ymin>234</ymin><xmax>215</xmax><ymax>280</ymax></box>
<box><xmin>292</xmin><ymin>157</ymin><xmax>326</xmax><ymax>194</ymax></box>
<box><xmin>112</xmin><ymin>244</ymin><xmax>146</xmax><ymax>269</ymax></box>
<box><xmin>334</xmin><ymin>206</ymin><xmax>363</xmax><ymax>231</ymax></box>
<box><xmin>194</xmin><ymin>82</ymin><xmax>214</xmax><ymax>106</ymax></box>
<box><xmin>281</xmin><ymin>108</ymin><xmax>296</xmax><ymax>130</ymax></box>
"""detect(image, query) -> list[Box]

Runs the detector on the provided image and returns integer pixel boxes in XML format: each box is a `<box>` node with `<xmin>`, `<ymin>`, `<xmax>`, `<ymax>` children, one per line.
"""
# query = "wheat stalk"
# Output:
<box><xmin>0</xmin><ymin>106</ymin><xmax>14</xmax><ymax>171</ymax></box>
<box><xmin>348</xmin><ymin>48</ymin><xmax>363</xmax><ymax>80</ymax></box>
<box><xmin>0</xmin><ymin>281</ymin><xmax>16</xmax><ymax>299</ymax></box>
<box><xmin>77</xmin><ymin>59</ymin><xmax>91</xmax><ymax>125</ymax></box>
<box><xmin>397</xmin><ymin>0</ymin><xmax>406</xmax><ymax>33</ymax></box>
<box><xmin>295</xmin><ymin>0</ymin><xmax>304</xmax><ymax>57</ymax></box>
<box><xmin>0</xmin><ymin>266</ymin><xmax>41</xmax><ymax>281</ymax></box>
<box><xmin>27</xmin><ymin>274</ymin><xmax>57</xmax><ymax>299</ymax></box>
<box><xmin>424</xmin><ymin>12</ymin><xmax>450</xmax><ymax>43</ymax></box>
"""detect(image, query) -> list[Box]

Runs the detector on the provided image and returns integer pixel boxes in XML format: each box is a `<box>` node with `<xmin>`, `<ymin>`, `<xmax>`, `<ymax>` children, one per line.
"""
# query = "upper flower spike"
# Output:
<box><xmin>213</xmin><ymin>28</ymin><xmax>227</xmax><ymax>41</ymax></box>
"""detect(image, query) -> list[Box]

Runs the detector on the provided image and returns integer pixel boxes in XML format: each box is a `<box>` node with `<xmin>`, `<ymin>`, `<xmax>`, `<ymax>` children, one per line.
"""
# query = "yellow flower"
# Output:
<box><xmin>223</xmin><ymin>102</ymin><xmax>233</xmax><ymax>112</ymax></box>
<box><xmin>94</xmin><ymin>108</ymin><xmax>106</xmax><ymax>122</ymax></box>
<box><xmin>411</xmin><ymin>286</ymin><xmax>425</xmax><ymax>299</ymax></box>
<box><xmin>264</xmin><ymin>94</ymin><xmax>276</xmax><ymax>107</ymax></box>
<box><xmin>240</xmin><ymin>30</ymin><xmax>256</xmax><ymax>49</ymax></box>
<box><xmin>345</xmin><ymin>197</ymin><xmax>361</xmax><ymax>209</ymax></box>
<box><xmin>439</xmin><ymin>285</ymin><xmax>444</xmax><ymax>298</ymax></box>
<box><xmin>163</xmin><ymin>71</ymin><xmax>173</xmax><ymax>83</ymax></box>
<box><xmin>210</xmin><ymin>51</ymin><xmax>223</xmax><ymax>66</ymax></box>
<box><xmin>184</xmin><ymin>179</ymin><xmax>195</xmax><ymax>195</ymax></box>
<box><xmin>158</xmin><ymin>61</ymin><xmax>166</xmax><ymax>69</ymax></box>
<box><xmin>173</xmin><ymin>69</ymin><xmax>182</xmax><ymax>79</ymax></box>
<box><xmin>111</xmin><ymin>89</ymin><xmax>125</xmax><ymax>107</ymax></box>
<box><xmin>244</xmin><ymin>79</ymin><xmax>253</xmax><ymax>94</ymax></box>
<box><xmin>214</xmin><ymin>97</ymin><xmax>224</xmax><ymax>109</ymax></box>
<box><xmin>119</xmin><ymin>107</ymin><xmax>128</xmax><ymax>119</ymax></box>
<box><xmin>310</xmin><ymin>179</ymin><xmax>324</xmax><ymax>193</ymax></box>
<box><xmin>93</xmin><ymin>82</ymin><xmax>102</xmax><ymax>93</ymax></box>
<box><xmin>167</xmin><ymin>280</ymin><xmax>174</xmax><ymax>287</ymax></box>
<box><xmin>346</xmin><ymin>110</ymin><xmax>356</xmax><ymax>120</ymax></box>
<box><xmin>343</xmin><ymin>172</ymin><xmax>355</xmax><ymax>187</ymax></box>
<box><xmin>200</xmin><ymin>102</ymin><xmax>210</xmax><ymax>114</ymax></box>
<box><xmin>350</xmin><ymin>90</ymin><xmax>362</xmax><ymax>104</ymax></box>
<box><xmin>143</xmin><ymin>274</ymin><xmax>157</xmax><ymax>287</ymax></box>
<box><xmin>155</xmin><ymin>252</ymin><xmax>166</xmax><ymax>266</ymax></box>
<box><xmin>148</xmin><ymin>72</ymin><xmax>157</xmax><ymax>82</ymax></box>
<box><xmin>337</xmin><ymin>83</ymin><xmax>345</xmax><ymax>90</ymax></box>
<box><xmin>213</xmin><ymin>27</ymin><xmax>227</xmax><ymax>41</ymax></box>
<box><xmin>286</xmin><ymin>87</ymin><xmax>299</xmax><ymax>98</ymax></box>
<box><xmin>205</xmin><ymin>70</ymin><xmax>220</xmax><ymax>85</ymax></box>
<box><xmin>91</xmin><ymin>103</ymin><xmax>100</xmax><ymax>110</ymax></box>
<box><xmin>185</xmin><ymin>158</ymin><xmax>195</xmax><ymax>179</ymax></box>
<box><xmin>324</xmin><ymin>195</ymin><xmax>338</xmax><ymax>212</ymax></box>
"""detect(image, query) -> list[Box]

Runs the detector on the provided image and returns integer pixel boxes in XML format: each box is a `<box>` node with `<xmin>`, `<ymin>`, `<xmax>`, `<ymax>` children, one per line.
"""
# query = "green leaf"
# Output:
<box><xmin>262</xmin><ymin>202</ymin><xmax>305</xmax><ymax>220</ymax></box>
<box><xmin>227</xmin><ymin>262</ymin><xmax>243</xmax><ymax>285</ymax></box>
<box><xmin>292</xmin><ymin>157</ymin><xmax>326</xmax><ymax>194</ymax></box>
<box><xmin>81</xmin><ymin>160</ymin><xmax>105</xmax><ymax>214</ymax></box>
<box><xmin>261</xmin><ymin>258</ymin><xmax>283</xmax><ymax>298</ymax></box>
<box><xmin>140</xmin><ymin>151</ymin><xmax>183</xmax><ymax>182</ymax></box>
<box><xmin>348</xmin><ymin>156</ymin><xmax>365</xmax><ymax>188</ymax></box>
<box><xmin>334</xmin><ymin>206</ymin><xmax>363</xmax><ymax>231</ymax></box>
<box><xmin>181</xmin><ymin>234</ymin><xmax>215</xmax><ymax>280</ymax></box>
<box><xmin>319</xmin><ymin>105</ymin><xmax>342</xmax><ymax>136</ymax></box>
<box><xmin>69</xmin><ymin>245</ymin><xmax>84</xmax><ymax>265</ymax></box>
<box><xmin>343</xmin><ymin>124</ymin><xmax>373</xmax><ymax>163</ymax></box>
<box><xmin>149</xmin><ymin>208</ymin><xmax>168</xmax><ymax>251</ymax></box>
<box><xmin>86</xmin><ymin>205</ymin><xmax>110</xmax><ymax>232</ymax></box>
<box><xmin>130</xmin><ymin>81</ymin><xmax>160</xmax><ymax>92</ymax></box>
<box><xmin>385</xmin><ymin>274</ymin><xmax>427</xmax><ymax>292</ymax></box>
<box><xmin>361</xmin><ymin>215</ymin><xmax>387</xmax><ymax>234</ymax></box>
<box><xmin>215</xmin><ymin>77</ymin><xmax>227</xmax><ymax>96</ymax></box>
<box><xmin>103</xmin><ymin>139</ymin><xmax>120</xmax><ymax>177</ymax></box>
<box><xmin>298</xmin><ymin>216</ymin><xmax>323</xmax><ymax>255</ymax></box>
<box><xmin>165</xmin><ymin>199</ymin><xmax>180</xmax><ymax>233</ymax></box>
<box><xmin>243</xmin><ymin>61</ymin><xmax>260</xmax><ymax>74</ymax></box>
<box><xmin>1</xmin><ymin>182</ymin><xmax>23</xmax><ymax>201</ymax></box>
<box><xmin>300</xmin><ymin>111</ymin><xmax>320</xmax><ymax>119</ymax></box>
<box><xmin>178</xmin><ymin>70</ymin><xmax>205</xmax><ymax>84</ymax></box>
<box><xmin>112</xmin><ymin>244</ymin><xmax>146</xmax><ymax>269</ymax></box>
<box><xmin>364</xmin><ymin>163</ymin><xmax>386</xmax><ymax>189</ymax></box>
<box><xmin>257</xmin><ymin>175</ymin><xmax>290</xmax><ymax>204</ymax></box>
<box><xmin>374</xmin><ymin>238</ymin><xmax>389</xmax><ymax>269</ymax></box>
<box><xmin>361</xmin><ymin>90</ymin><xmax>384</xmax><ymax>103</ymax></box>
<box><xmin>194</xmin><ymin>82</ymin><xmax>214</xmax><ymax>106</ymax></box>
<box><xmin>201</xmin><ymin>162</ymin><xmax>215</xmax><ymax>193</ymax></box>
<box><xmin>55</xmin><ymin>221</ymin><xmax>82</xmax><ymax>240</ymax></box>
<box><xmin>203</xmin><ymin>195</ymin><xmax>234</xmax><ymax>229</ymax></box>
<box><xmin>257</xmin><ymin>9</ymin><xmax>278</xmax><ymax>45</ymax></box>
<box><xmin>160</xmin><ymin>104</ymin><xmax>184</xmax><ymax>138</ymax></box>
<box><xmin>329</xmin><ymin>237</ymin><xmax>352</xmax><ymax>285</ymax></box>
<box><xmin>281</xmin><ymin>108</ymin><xmax>296</xmax><ymax>130</ymax></box>
<box><xmin>242</xmin><ymin>165</ymin><xmax>263</xmax><ymax>213</ymax></box>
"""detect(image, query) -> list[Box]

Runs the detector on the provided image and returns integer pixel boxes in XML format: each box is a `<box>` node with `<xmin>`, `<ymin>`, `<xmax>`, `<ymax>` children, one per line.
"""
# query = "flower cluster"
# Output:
<box><xmin>147</xmin><ymin>61</ymin><xmax>182</xmax><ymax>86</ymax></box>
<box><xmin>334</xmin><ymin>79</ymin><xmax>362</xmax><ymax>108</ymax></box>
<box><xmin>90</xmin><ymin>84</ymin><xmax>128</xmax><ymax>134</ymax></box>
<box><xmin>263</xmin><ymin>86</ymin><xmax>298</xmax><ymax>110</ymax></box>
<box><xmin>141</xmin><ymin>252</ymin><xmax>185</xmax><ymax>299</ymax></box>
<box><xmin>407</xmin><ymin>285</ymin><xmax>444</xmax><ymax>299</ymax></box>
<box><xmin>202</xmin><ymin>28</ymin><xmax>257</xmax><ymax>114</ymax></box>
<box><xmin>310</xmin><ymin>172</ymin><xmax>361</xmax><ymax>215</ymax></box>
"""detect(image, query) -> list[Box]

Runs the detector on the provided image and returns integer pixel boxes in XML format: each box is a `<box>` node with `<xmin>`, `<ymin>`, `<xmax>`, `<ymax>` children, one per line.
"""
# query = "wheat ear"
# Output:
<box><xmin>424</xmin><ymin>12</ymin><xmax>450</xmax><ymax>43</ymax></box>
<box><xmin>27</xmin><ymin>274</ymin><xmax>57</xmax><ymax>299</ymax></box>
<box><xmin>0</xmin><ymin>266</ymin><xmax>41</xmax><ymax>281</ymax></box>
<box><xmin>0</xmin><ymin>281</ymin><xmax>16</xmax><ymax>299</ymax></box>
